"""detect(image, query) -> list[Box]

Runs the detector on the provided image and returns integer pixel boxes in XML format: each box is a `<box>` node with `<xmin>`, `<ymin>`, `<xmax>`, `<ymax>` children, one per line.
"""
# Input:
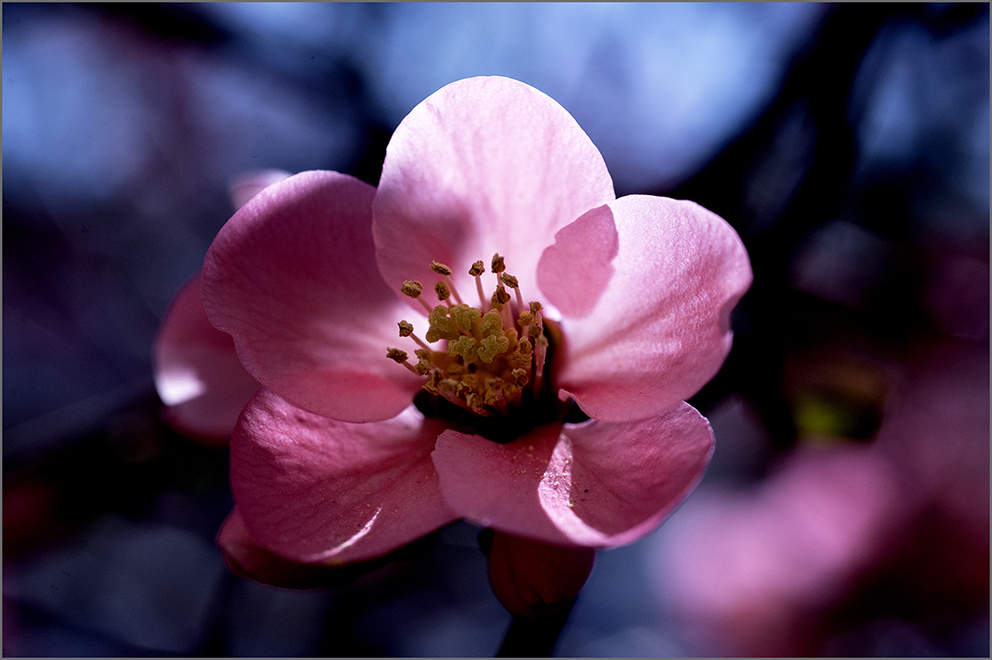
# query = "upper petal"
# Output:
<box><xmin>202</xmin><ymin>171</ymin><xmax>423</xmax><ymax>423</ymax></box>
<box><xmin>432</xmin><ymin>402</ymin><xmax>713</xmax><ymax>547</ymax></box>
<box><xmin>373</xmin><ymin>76</ymin><xmax>615</xmax><ymax>310</ymax></box>
<box><xmin>536</xmin><ymin>203</ymin><xmax>618</xmax><ymax>318</ymax></box>
<box><xmin>153</xmin><ymin>274</ymin><xmax>260</xmax><ymax>442</ymax></box>
<box><xmin>231</xmin><ymin>389</ymin><xmax>458</xmax><ymax>565</ymax></box>
<box><xmin>555</xmin><ymin>195</ymin><xmax>752</xmax><ymax>422</ymax></box>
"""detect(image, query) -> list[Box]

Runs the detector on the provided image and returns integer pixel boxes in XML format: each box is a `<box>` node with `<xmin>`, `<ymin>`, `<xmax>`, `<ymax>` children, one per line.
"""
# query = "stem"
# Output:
<box><xmin>495</xmin><ymin>599</ymin><xmax>575</xmax><ymax>657</ymax></box>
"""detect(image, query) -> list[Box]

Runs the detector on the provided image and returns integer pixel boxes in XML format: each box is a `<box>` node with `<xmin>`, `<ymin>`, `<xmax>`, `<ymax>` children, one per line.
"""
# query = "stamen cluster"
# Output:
<box><xmin>387</xmin><ymin>254</ymin><xmax>549</xmax><ymax>417</ymax></box>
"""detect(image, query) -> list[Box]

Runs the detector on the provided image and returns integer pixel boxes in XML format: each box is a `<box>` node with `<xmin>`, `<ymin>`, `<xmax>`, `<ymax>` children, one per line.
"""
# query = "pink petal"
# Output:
<box><xmin>432</xmin><ymin>402</ymin><xmax>713</xmax><ymax>547</ymax></box>
<box><xmin>202</xmin><ymin>171</ymin><xmax>424</xmax><ymax>423</ymax></box>
<box><xmin>217</xmin><ymin>508</ymin><xmax>333</xmax><ymax>589</ymax></box>
<box><xmin>153</xmin><ymin>274</ymin><xmax>260</xmax><ymax>442</ymax></box>
<box><xmin>555</xmin><ymin>195</ymin><xmax>752</xmax><ymax>422</ymax></box>
<box><xmin>373</xmin><ymin>76</ymin><xmax>615</xmax><ymax>311</ymax></box>
<box><xmin>536</xmin><ymin>203</ymin><xmax>618</xmax><ymax>318</ymax></box>
<box><xmin>217</xmin><ymin>507</ymin><xmax>441</xmax><ymax>590</ymax></box>
<box><xmin>231</xmin><ymin>389</ymin><xmax>458</xmax><ymax>565</ymax></box>
<box><xmin>227</xmin><ymin>169</ymin><xmax>292</xmax><ymax>210</ymax></box>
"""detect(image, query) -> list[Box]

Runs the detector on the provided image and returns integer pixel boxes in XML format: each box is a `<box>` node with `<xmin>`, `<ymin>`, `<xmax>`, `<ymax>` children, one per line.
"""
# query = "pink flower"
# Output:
<box><xmin>199</xmin><ymin>77</ymin><xmax>752</xmax><ymax>570</ymax></box>
<box><xmin>652</xmin><ymin>339</ymin><xmax>989</xmax><ymax>656</ymax></box>
<box><xmin>654</xmin><ymin>444</ymin><xmax>911</xmax><ymax>656</ymax></box>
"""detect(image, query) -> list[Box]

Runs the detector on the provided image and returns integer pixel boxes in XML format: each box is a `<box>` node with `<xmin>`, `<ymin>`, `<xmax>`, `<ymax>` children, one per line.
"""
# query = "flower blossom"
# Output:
<box><xmin>651</xmin><ymin>340</ymin><xmax>989</xmax><ymax>656</ymax></box>
<box><xmin>195</xmin><ymin>77</ymin><xmax>752</xmax><ymax>574</ymax></box>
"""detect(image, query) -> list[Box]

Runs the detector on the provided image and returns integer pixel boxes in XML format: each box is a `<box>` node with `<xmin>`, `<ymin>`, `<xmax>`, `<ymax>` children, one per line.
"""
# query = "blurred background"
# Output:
<box><xmin>3</xmin><ymin>3</ymin><xmax>988</xmax><ymax>656</ymax></box>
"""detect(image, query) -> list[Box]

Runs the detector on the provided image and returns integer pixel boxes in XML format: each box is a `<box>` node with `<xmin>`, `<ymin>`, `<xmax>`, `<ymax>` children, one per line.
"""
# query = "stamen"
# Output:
<box><xmin>491</xmin><ymin>253</ymin><xmax>506</xmax><ymax>274</ymax></box>
<box><xmin>399</xmin><ymin>320</ymin><xmax>431</xmax><ymax>351</ymax></box>
<box><xmin>478</xmin><ymin>333</ymin><xmax>510</xmax><ymax>363</ymax></box>
<box><xmin>450</xmin><ymin>304</ymin><xmax>482</xmax><ymax>338</ymax></box>
<box><xmin>388</xmin><ymin>255</ymin><xmax>558</xmax><ymax>422</ymax></box>
<box><xmin>491</xmin><ymin>284</ymin><xmax>512</xmax><ymax>327</ymax></box>
<box><xmin>501</xmin><ymin>272</ymin><xmax>524</xmax><ymax>317</ymax></box>
<box><xmin>431</xmin><ymin>261</ymin><xmax>464</xmax><ymax>305</ymax></box>
<box><xmin>469</xmin><ymin>260</ymin><xmax>488</xmax><ymax>311</ymax></box>
<box><xmin>435</xmin><ymin>281</ymin><xmax>453</xmax><ymax>306</ymax></box>
<box><xmin>528</xmin><ymin>301</ymin><xmax>547</xmax><ymax>391</ymax></box>
<box><xmin>500</xmin><ymin>273</ymin><xmax>518</xmax><ymax>288</ymax></box>
<box><xmin>386</xmin><ymin>347</ymin><xmax>419</xmax><ymax>374</ymax></box>
<box><xmin>448</xmin><ymin>335</ymin><xmax>479</xmax><ymax>363</ymax></box>
<box><xmin>401</xmin><ymin>280</ymin><xmax>434</xmax><ymax>314</ymax></box>
<box><xmin>430</xmin><ymin>261</ymin><xmax>452</xmax><ymax>276</ymax></box>
<box><xmin>426</xmin><ymin>305</ymin><xmax>460</xmax><ymax>342</ymax></box>
<box><xmin>491</xmin><ymin>285</ymin><xmax>511</xmax><ymax>308</ymax></box>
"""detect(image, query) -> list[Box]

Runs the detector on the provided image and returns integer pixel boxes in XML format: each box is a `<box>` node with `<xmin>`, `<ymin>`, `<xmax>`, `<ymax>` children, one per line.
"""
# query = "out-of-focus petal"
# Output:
<box><xmin>536</xmin><ymin>204</ymin><xmax>618</xmax><ymax>318</ymax></box>
<box><xmin>373</xmin><ymin>76</ymin><xmax>615</xmax><ymax>311</ymax></box>
<box><xmin>202</xmin><ymin>171</ymin><xmax>423</xmax><ymax>423</ymax></box>
<box><xmin>153</xmin><ymin>274</ymin><xmax>260</xmax><ymax>442</ymax></box>
<box><xmin>227</xmin><ymin>169</ymin><xmax>292</xmax><ymax>210</ymax></box>
<box><xmin>556</xmin><ymin>195</ymin><xmax>752</xmax><ymax>422</ymax></box>
<box><xmin>231</xmin><ymin>389</ymin><xmax>457</xmax><ymax>565</ymax></box>
<box><xmin>432</xmin><ymin>402</ymin><xmax>713</xmax><ymax>547</ymax></box>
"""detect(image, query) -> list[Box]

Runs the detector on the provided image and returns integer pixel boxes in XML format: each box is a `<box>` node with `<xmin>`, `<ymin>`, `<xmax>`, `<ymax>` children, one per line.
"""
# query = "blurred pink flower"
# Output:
<box><xmin>193</xmin><ymin>77</ymin><xmax>751</xmax><ymax>571</ymax></box>
<box><xmin>656</xmin><ymin>443</ymin><xmax>910</xmax><ymax>656</ymax></box>
<box><xmin>653</xmin><ymin>339</ymin><xmax>989</xmax><ymax>656</ymax></box>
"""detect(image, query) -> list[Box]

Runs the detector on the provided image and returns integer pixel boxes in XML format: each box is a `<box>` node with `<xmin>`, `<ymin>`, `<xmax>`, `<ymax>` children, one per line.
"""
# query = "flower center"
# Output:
<box><xmin>387</xmin><ymin>254</ymin><xmax>568</xmax><ymax>442</ymax></box>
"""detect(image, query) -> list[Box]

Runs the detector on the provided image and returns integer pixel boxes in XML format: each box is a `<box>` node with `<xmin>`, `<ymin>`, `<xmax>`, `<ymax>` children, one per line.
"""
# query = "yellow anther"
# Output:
<box><xmin>478</xmin><ymin>333</ymin><xmax>510</xmax><ymax>363</ymax></box>
<box><xmin>389</xmin><ymin>254</ymin><xmax>554</xmax><ymax>418</ymax></box>
<box><xmin>448</xmin><ymin>336</ymin><xmax>479</xmax><ymax>363</ymax></box>
<box><xmin>426</xmin><ymin>305</ymin><xmax>460</xmax><ymax>342</ymax></box>
<box><xmin>510</xmin><ymin>342</ymin><xmax>533</xmax><ymax>367</ymax></box>
<box><xmin>491</xmin><ymin>253</ymin><xmax>506</xmax><ymax>274</ymax></box>
<box><xmin>401</xmin><ymin>281</ymin><xmax>423</xmax><ymax>298</ymax></box>
<box><xmin>450</xmin><ymin>304</ymin><xmax>482</xmax><ymax>333</ymax></box>
<box><xmin>430</xmin><ymin>261</ymin><xmax>453</xmax><ymax>276</ymax></box>
<box><xmin>480</xmin><ymin>309</ymin><xmax>504</xmax><ymax>337</ymax></box>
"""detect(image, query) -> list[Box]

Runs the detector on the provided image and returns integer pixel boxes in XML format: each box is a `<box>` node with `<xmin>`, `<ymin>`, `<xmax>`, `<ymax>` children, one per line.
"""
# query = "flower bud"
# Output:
<box><xmin>486</xmin><ymin>530</ymin><xmax>595</xmax><ymax>618</ymax></box>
